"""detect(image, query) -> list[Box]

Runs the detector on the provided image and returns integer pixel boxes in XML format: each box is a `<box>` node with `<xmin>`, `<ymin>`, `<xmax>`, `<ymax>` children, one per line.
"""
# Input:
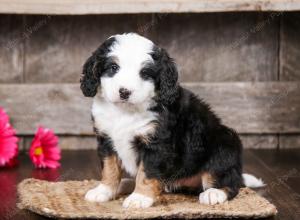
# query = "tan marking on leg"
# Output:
<box><xmin>134</xmin><ymin>163</ymin><xmax>162</xmax><ymax>199</ymax></box>
<box><xmin>174</xmin><ymin>172</ymin><xmax>203</xmax><ymax>188</ymax></box>
<box><xmin>201</xmin><ymin>172</ymin><xmax>215</xmax><ymax>190</ymax></box>
<box><xmin>171</xmin><ymin>171</ymin><xmax>215</xmax><ymax>190</ymax></box>
<box><xmin>85</xmin><ymin>154</ymin><xmax>122</xmax><ymax>202</ymax></box>
<box><xmin>100</xmin><ymin>154</ymin><xmax>122</xmax><ymax>194</ymax></box>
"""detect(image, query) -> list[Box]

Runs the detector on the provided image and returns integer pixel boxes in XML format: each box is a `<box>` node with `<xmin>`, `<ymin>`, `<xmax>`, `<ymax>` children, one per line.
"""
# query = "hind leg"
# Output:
<box><xmin>199</xmin><ymin>167</ymin><xmax>243</xmax><ymax>205</ymax></box>
<box><xmin>199</xmin><ymin>170</ymin><xmax>241</xmax><ymax>205</ymax></box>
<box><xmin>199</xmin><ymin>126</ymin><xmax>243</xmax><ymax>205</ymax></box>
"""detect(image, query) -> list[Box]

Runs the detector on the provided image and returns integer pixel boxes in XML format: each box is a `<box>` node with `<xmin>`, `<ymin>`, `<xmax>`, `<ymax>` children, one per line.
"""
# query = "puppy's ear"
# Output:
<box><xmin>154</xmin><ymin>48</ymin><xmax>179</xmax><ymax>105</ymax></box>
<box><xmin>80</xmin><ymin>55</ymin><xmax>101</xmax><ymax>97</ymax></box>
<box><xmin>80</xmin><ymin>37</ymin><xmax>114</xmax><ymax>97</ymax></box>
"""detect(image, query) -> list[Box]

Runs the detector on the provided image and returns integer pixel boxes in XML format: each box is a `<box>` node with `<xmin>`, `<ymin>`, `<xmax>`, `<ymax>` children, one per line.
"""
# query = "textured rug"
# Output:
<box><xmin>17</xmin><ymin>178</ymin><xmax>277</xmax><ymax>219</ymax></box>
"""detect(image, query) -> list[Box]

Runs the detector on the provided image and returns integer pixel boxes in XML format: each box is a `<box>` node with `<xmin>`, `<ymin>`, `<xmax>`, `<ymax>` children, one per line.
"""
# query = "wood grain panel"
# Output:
<box><xmin>186</xmin><ymin>82</ymin><xmax>300</xmax><ymax>133</ymax></box>
<box><xmin>0</xmin><ymin>0</ymin><xmax>300</xmax><ymax>15</ymax></box>
<box><xmin>280</xmin><ymin>12</ymin><xmax>300</xmax><ymax>80</ymax></box>
<box><xmin>250</xmin><ymin>149</ymin><xmax>300</xmax><ymax>195</ymax></box>
<box><xmin>154</xmin><ymin>13</ymin><xmax>279</xmax><ymax>82</ymax></box>
<box><xmin>24</xmin><ymin>13</ymin><xmax>280</xmax><ymax>83</ymax></box>
<box><xmin>18</xmin><ymin>135</ymin><xmax>279</xmax><ymax>150</ymax></box>
<box><xmin>280</xmin><ymin>134</ymin><xmax>300</xmax><ymax>148</ymax></box>
<box><xmin>0</xmin><ymin>84</ymin><xmax>93</xmax><ymax>135</ymax></box>
<box><xmin>240</xmin><ymin>134</ymin><xmax>278</xmax><ymax>149</ymax></box>
<box><xmin>24</xmin><ymin>15</ymin><xmax>141</xmax><ymax>83</ymax></box>
<box><xmin>0</xmin><ymin>15</ymin><xmax>24</xmax><ymax>83</ymax></box>
<box><xmin>18</xmin><ymin>137</ymin><xmax>25</xmax><ymax>151</ymax></box>
<box><xmin>0</xmin><ymin>82</ymin><xmax>299</xmax><ymax>135</ymax></box>
<box><xmin>243</xmin><ymin>150</ymin><xmax>300</xmax><ymax>219</ymax></box>
<box><xmin>23</xmin><ymin>135</ymin><xmax>97</xmax><ymax>150</ymax></box>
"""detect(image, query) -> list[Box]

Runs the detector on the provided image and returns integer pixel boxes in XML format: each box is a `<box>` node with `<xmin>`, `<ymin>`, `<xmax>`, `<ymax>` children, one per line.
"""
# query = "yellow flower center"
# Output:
<box><xmin>34</xmin><ymin>147</ymin><xmax>43</xmax><ymax>156</ymax></box>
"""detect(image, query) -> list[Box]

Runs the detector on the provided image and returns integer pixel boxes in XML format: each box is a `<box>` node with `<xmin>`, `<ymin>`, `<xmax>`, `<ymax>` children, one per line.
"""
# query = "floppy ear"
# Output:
<box><xmin>80</xmin><ymin>55</ymin><xmax>101</xmax><ymax>97</ymax></box>
<box><xmin>155</xmin><ymin>48</ymin><xmax>179</xmax><ymax>105</ymax></box>
<box><xmin>80</xmin><ymin>37</ymin><xmax>115</xmax><ymax>97</ymax></box>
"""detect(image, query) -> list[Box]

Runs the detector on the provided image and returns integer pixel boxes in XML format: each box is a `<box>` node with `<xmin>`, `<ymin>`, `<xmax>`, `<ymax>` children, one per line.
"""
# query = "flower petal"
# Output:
<box><xmin>29</xmin><ymin>126</ymin><xmax>61</xmax><ymax>169</ymax></box>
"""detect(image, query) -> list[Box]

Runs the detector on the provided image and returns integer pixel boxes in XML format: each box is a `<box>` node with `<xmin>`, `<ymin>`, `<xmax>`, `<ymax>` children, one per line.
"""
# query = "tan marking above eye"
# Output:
<box><xmin>110</xmin><ymin>56</ymin><xmax>120</xmax><ymax>64</ymax></box>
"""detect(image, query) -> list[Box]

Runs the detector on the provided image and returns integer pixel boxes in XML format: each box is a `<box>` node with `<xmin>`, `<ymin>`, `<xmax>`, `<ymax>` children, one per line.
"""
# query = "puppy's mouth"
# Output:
<box><xmin>113</xmin><ymin>100</ymin><xmax>135</xmax><ymax>106</ymax></box>
<box><xmin>113</xmin><ymin>101</ymin><xmax>143</xmax><ymax>113</ymax></box>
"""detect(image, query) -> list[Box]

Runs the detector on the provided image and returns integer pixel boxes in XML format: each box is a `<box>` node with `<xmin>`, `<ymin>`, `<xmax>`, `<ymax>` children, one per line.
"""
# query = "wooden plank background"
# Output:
<box><xmin>155</xmin><ymin>13</ymin><xmax>279</xmax><ymax>82</ymax></box>
<box><xmin>0</xmin><ymin>12</ymin><xmax>299</xmax><ymax>149</ymax></box>
<box><xmin>0</xmin><ymin>15</ymin><xmax>24</xmax><ymax>83</ymax></box>
<box><xmin>1</xmin><ymin>82</ymin><xmax>299</xmax><ymax>135</ymax></box>
<box><xmin>280</xmin><ymin>12</ymin><xmax>300</xmax><ymax>80</ymax></box>
<box><xmin>1</xmin><ymin>0</ymin><xmax>300</xmax><ymax>14</ymax></box>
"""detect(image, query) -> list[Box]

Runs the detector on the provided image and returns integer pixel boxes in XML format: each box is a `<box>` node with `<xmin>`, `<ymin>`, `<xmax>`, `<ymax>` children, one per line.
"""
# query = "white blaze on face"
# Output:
<box><xmin>101</xmin><ymin>33</ymin><xmax>156</xmax><ymax>104</ymax></box>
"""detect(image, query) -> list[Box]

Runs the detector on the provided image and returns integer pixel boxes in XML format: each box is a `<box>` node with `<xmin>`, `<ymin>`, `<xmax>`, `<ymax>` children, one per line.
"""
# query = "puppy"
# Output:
<box><xmin>81</xmin><ymin>33</ymin><xmax>264</xmax><ymax>208</ymax></box>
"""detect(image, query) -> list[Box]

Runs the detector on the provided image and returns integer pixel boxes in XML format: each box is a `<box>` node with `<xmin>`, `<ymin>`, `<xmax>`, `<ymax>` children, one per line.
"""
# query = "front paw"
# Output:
<box><xmin>85</xmin><ymin>183</ymin><xmax>114</xmax><ymax>202</ymax></box>
<box><xmin>199</xmin><ymin>188</ymin><xmax>227</xmax><ymax>205</ymax></box>
<box><xmin>122</xmin><ymin>192</ymin><xmax>154</xmax><ymax>208</ymax></box>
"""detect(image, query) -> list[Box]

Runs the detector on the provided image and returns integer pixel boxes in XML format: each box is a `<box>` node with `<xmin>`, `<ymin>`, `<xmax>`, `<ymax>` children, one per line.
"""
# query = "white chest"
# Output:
<box><xmin>92</xmin><ymin>99</ymin><xmax>157</xmax><ymax>176</ymax></box>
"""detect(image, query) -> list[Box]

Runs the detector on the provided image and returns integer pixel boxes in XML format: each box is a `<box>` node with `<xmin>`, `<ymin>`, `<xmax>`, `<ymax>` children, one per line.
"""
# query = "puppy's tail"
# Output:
<box><xmin>242</xmin><ymin>173</ymin><xmax>265</xmax><ymax>188</ymax></box>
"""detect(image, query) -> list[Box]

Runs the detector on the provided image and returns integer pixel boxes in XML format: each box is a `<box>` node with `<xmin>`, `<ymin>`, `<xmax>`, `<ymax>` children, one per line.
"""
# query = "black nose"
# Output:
<box><xmin>119</xmin><ymin>88</ymin><xmax>131</xmax><ymax>100</ymax></box>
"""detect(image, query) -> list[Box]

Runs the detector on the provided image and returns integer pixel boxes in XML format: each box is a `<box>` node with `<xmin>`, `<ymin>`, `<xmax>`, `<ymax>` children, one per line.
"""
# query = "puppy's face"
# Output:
<box><xmin>80</xmin><ymin>33</ymin><xmax>178</xmax><ymax>106</ymax></box>
<box><xmin>101</xmin><ymin>34</ymin><xmax>155</xmax><ymax>104</ymax></box>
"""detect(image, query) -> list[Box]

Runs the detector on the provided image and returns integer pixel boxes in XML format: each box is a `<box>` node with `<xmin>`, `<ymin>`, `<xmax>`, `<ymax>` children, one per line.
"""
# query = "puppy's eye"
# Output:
<box><xmin>141</xmin><ymin>69</ymin><xmax>147</xmax><ymax>74</ymax></box>
<box><xmin>111</xmin><ymin>64</ymin><xmax>119</xmax><ymax>72</ymax></box>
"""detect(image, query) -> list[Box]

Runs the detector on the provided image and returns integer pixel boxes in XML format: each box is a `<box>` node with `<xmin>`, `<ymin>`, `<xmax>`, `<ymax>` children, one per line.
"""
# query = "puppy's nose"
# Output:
<box><xmin>119</xmin><ymin>87</ymin><xmax>132</xmax><ymax>100</ymax></box>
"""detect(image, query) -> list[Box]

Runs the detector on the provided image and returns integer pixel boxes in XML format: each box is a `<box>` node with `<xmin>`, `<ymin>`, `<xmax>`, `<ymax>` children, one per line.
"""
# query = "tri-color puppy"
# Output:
<box><xmin>81</xmin><ymin>33</ymin><xmax>264</xmax><ymax>208</ymax></box>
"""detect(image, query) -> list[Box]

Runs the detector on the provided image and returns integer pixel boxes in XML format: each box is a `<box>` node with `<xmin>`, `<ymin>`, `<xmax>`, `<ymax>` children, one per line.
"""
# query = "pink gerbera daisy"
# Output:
<box><xmin>29</xmin><ymin>126</ymin><xmax>61</xmax><ymax>169</ymax></box>
<box><xmin>0</xmin><ymin>107</ymin><xmax>19</xmax><ymax>167</ymax></box>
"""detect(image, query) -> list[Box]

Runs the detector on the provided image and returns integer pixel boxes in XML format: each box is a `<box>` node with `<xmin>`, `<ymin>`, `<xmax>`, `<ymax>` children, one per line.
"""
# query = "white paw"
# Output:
<box><xmin>85</xmin><ymin>183</ymin><xmax>114</xmax><ymax>202</ymax></box>
<box><xmin>122</xmin><ymin>193</ymin><xmax>154</xmax><ymax>208</ymax></box>
<box><xmin>199</xmin><ymin>188</ymin><xmax>227</xmax><ymax>205</ymax></box>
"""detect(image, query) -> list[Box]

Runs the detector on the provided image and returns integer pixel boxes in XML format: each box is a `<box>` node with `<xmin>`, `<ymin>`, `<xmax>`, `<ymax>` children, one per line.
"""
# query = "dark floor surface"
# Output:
<box><xmin>1</xmin><ymin>149</ymin><xmax>300</xmax><ymax>220</ymax></box>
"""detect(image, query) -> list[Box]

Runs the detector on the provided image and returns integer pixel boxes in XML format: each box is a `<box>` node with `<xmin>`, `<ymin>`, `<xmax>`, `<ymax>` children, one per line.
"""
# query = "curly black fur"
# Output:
<box><xmin>140</xmin><ymin>88</ymin><xmax>243</xmax><ymax>199</ymax></box>
<box><xmin>151</xmin><ymin>47</ymin><xmax>179</xmax><ymax>106</ymax></box>
<box><xmin>81</xmin><ymin>36</ymin><xmax>244</xmax><ymax>201</ymax></box>
<box><xmin>80</xmin><ymin>37</ymin><xmax>115</xmax><ymax>97</ymax></box>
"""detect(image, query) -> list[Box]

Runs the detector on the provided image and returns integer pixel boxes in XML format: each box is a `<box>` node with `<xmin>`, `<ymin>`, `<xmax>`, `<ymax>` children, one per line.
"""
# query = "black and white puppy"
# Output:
<box><xmin>81</xmin><ymin>33</ymin><xmax>264</xmax><ymax>208</ymax></box>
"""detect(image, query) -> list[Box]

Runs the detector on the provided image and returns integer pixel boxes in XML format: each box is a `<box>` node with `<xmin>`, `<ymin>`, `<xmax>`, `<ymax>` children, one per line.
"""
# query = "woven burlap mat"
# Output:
<box><xmin>17</xmin><ymin>178</ymin><xmax>277</xmax><ymax>219</ymax></box>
